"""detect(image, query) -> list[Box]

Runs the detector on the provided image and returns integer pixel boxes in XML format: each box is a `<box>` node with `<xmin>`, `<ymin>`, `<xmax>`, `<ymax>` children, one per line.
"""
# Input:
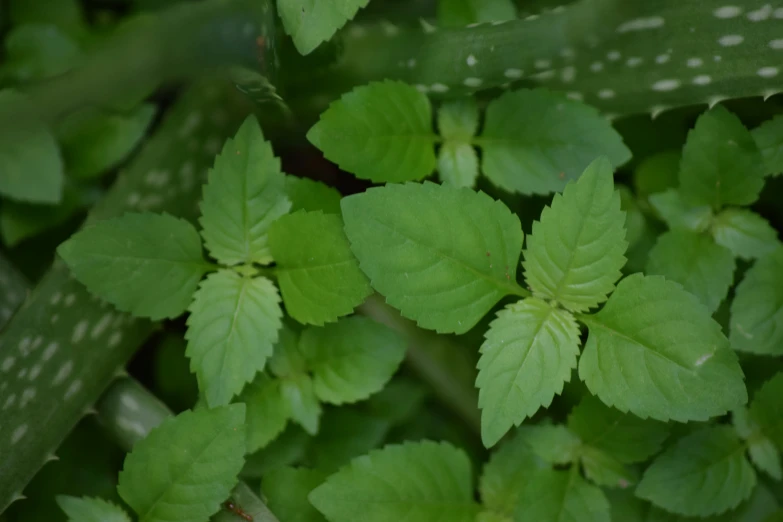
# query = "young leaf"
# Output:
<box><xmin>438</xmin><ymin>142</ymin><xmax>480</xmax><ymax>188</ymax></box>
<box><xmin>117</xmin><ymin>404</ymin><xmax>246</xmax><ymax>522</ymax></box>
<box><xmin>309</xmin><ymin>441</ymin><xmax>480</xmax><ymax>522</ymax></box>
<box><xmin>748</xmin><ymin>437</ymin><xmax>782</xmax><ymax>481</ymax></box>
<box><xmin>750</xmin><ymin>374</ymin><xmax>783</xmax><ymax>451</ymax></box>
<box><xmin>199</xmin><ymin>116</ymin><xmax>291</xmax><ymax>266</ymax></box>
<box><xmin>579</xmin><ymin>274</ymin><xmax>747</xmax><ymax>423</ymax></box>
<box><xmin>186</xmin><ymin>270</ymin><xmax>283</xmax><ymax>407</ymax></box>
<box><xmin>477</xmin><ymin>297</ymin><xmax>581</xmax><ymax>447</ymax></box>
<box><xmin>730</xmin><ymin>248</ymin><xmax>783</xmax><ymax>355</ymax></box>
<box><xmin>308</xmin><ymin>408</ymin><xmax>390</xmax><ymax>473</ymax></box>
<box><xmin>307</xmin><ymin>81</ymin><xmax>437</xmax><ymax>183</ymax></box>
<box><xmin>299</xmin><ymin>316</ymin><xmax>407</xmax><ymax>404</ymax></box>
<box><xmin>712</xmin><ymin>208</ymin><xmax>779</xmax><ymax>260</ymax></box>
<box><xmin>580</xmin><ymin>446</ymin><xmax>638</xmax><ymax>489</ymax></box>
<box><xmin>645</xmin><ymin>230</ymin><xmax>736</xmax><ymax>314</ymax></box>
<box><xmin>735</xmin><ymin>404</ymin><xmax>781</xmax><ymax>480</ymax></box>
<box><xmin>342</xmin><ymin>181</ymin><xmax>524</xmax><ymax>334</ymax></box>
<box><xmin>281</xmin><ymin>373</ymin><xmax>322</xmax><ymax>435</ymax></box>
<box><xmin>437</xmin><ymin>98</ymin><xmax>480</xmax><ymax>141</ymax></box>
<box><xmin>480</xmin><ymin>89</ymin><xmax>631</xmax><ymax>195</ymax></box>
<box><xmin>286</xmin><ymin>176</ymin><xmax>342</xmax><ymax>215</ymax></box>
<box><xmin>514</xmin><ymin>468</ymin><xmax>610</xmax><ymax>522</ymax></box>
<box><xmin>58</xmin><ymin>212</ymin><xmax>209</xmax><ymax>320</ymax></box>
<box><xmin>752</xmin><ymin>114</ymin><xmax>783</xmax><ymax>177</ymax></box>
<box><xmin>522</xmin><ymin>157</ymin><xmax>627</xmax><ymax>312</ymax></box>
<box><xmin>636</xmin><ymin>426</ymin><xmax>756</xmax><ymax>517</ymax></box>
<box><xmin>1</xmin><ymin>24</ymin><xmax>81</xmax><ymax>82</ymax></box>
<box><xmin>269</xmin><ymin>210</ymin><xmax>372</xmax><ymax>325</ymax></box>
<box><xmin>516</xmin><ymin>424</ymin><xmax>581</xmax><ymax>465</ymax></box>
<box><xmin>241</xmin><ymin>373</ymin><xmax>290</xmax><ymax>453</ymax></box>
<box><xmin>648</xmin><ymin>188</ymin><xmax>712</xmax><ymax>232</ymax></box>
<box><xmin>679</xmin><ymin>106</ymin><xmax>765</xmax><ymax>209</ymax></box>
<box><xmin>269</xmin><ymin>324</ymin><xmax>307</xmax><ymax>378</ymax></box>
<box><xmin>57</xmin><ymin>496</ymin><xmax>131</xmax><ymax>522</ymax></box>
<box><xmin>278</xmin><ymin>0</ymin><xmax>369</xmax><ymax>55</ymax></box>
<box><xmin>263</xmin><ymin>467</ymin><xmax>327</xmax><ymax>522</ymax></box>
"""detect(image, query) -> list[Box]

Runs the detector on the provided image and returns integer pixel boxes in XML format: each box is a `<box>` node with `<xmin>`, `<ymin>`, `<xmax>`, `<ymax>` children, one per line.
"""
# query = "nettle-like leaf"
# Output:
<box><xmin>58</xmin><ymin>212</ymin><xmax>210</xmax><ymax>320</ymax></box>
<box><xmin>263</xmin><ymin>467</ymin><xmax>327</xmax><ymax>522</ymax></box>
<box><xmin>342</xmin><ymin>181</ymin><xmax>524</xmax><ymax>334</ymax></box>
<box><xmin>637</xmin><ymin>426</ymin><xmax>756</xmax><ymax>517</ymax></box>
<box><xmin>437</xmin><ymin>0</ymin><xmax>516</xmax><ymax>26</ymax></box>
<box><xmin>117</xmin><ymin>404</ymin><xmax>246</xmax><ymax>522</ymax></box>
<box><xmin>679</xmin><ymin>106</ymin><xmax>765</xmax><ymax>209</ymax></box>
<box><xmin>278</xmin><ymin>0</ymin><xmax>369</xmax><ymax>55</ymax></box>
<box><xmin>308</xmin><ymin>408</ymin><xmax>390</xmax><ymax>473</ymax></box>
<box><xmin>579</xmin><ymin>274</ymin><xmax>747</xmax><ymax>423</ymax></box>
<box><xmin>752</xmin><ymin>114</ymin><xmax>783</xmax><ymax>177</ymax></box>
<box><xmin>308</xmin><ymin>81</ymin><xmax>437</xmax><ymax>183</ymax></box>
<box><xmin>730</xmin><ymin>248</ymin><xmax>783</xmax><ymax>355</ymax></box>
<box><xmin>480</xmin><ymin>89</ymin><xmax>631</xmax><ymax>195</ymax></box>
<box><xmin>580</xmin><ymin>446</ymin><xmax>638</xmax><ymax>489</ymax></box>
<box><xmin>711</xmin><ymin>208</ymin><xmax>779</xmax><ymax>260</ymax></box>
<box><xmin>282</xmin><ymin>373</ymin><xmax>322</xmax><ymax>435</ymax></box>
<box><xmin>517</xmin><ymin>424</ymin><xmax>582</xmax><ymax>466</ymax></box>
<box><xmin>242</xmin><ymin>372</ymin><xmax>289</xmax><ymax>453</ymax></box>
<box><xmin>645</xmin><ymin>229</ymin><xmax>735</xmax><ymax>314</ymax></box>
<box><xmin>648</xmin><ymin>188</ymin><xmax>712</xmax><ymax>232</ymax></box>
<box><xmin>286</xmin><ymin>176</ymin><xmax>342</xmax><ymax>215</ymax></box>
<box><xmin>514</xmin><ymin>468</ymin><xmax>610</xmax><ymax>522</ymax></box>
<box><xmin>199</xmin><ymin>116</ymin><xmax>291</xmax><ymax>266</ymax></box>
<box><xmin>523</xmin><ymin>157</ymin><xmax>627</xmax><ymax>312</ymax></box>
<box><xmin>309</xmin><ymin>441</ymin><xmax>480</xmax><ymax>522</ymax></box>
<box><xmin>750</xmin><ymin>374</ymin><xmax>783</xmax><ymax>452</ymax></box>
<box><xmin>477</xmin><ymin>297</ymin><xmax>580</xmax><ymax>447</ymax></box>
<box><xmin>186</xmin><ymin>270</ymin><xmax>283</xmax><ymax>407</ymax></box>
<box><xmin>437</xmin><ymin>98</ymin><xmax>481</xmax><ymax>188</ymax></box>
<box><xmin>57</xmin><ymin>496</ymin><xmax>132</xmax><ymax>522</ymax></box>
<box><xmin>269</xmin><ymin>210</ymin><xmax>372</xmax><ymax>326</ymax></box>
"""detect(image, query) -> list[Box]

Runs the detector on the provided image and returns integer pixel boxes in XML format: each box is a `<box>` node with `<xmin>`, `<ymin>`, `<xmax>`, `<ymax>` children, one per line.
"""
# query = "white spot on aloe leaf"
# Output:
<box><xmin>535</xmin><ymin>59</ymin><xmax>551</xmax><ymax>69</ymax></box>
<box><xmin>607</xmin><ymin>50</ymin><xmax>621</xmax><ymax>61</ymax></box>
<box><xmin>64</xmin><ymin>294</ymin><xmax>76</xmax><ymax>307</ymax></box>
<box><xmin>28</xmin><ymin>364</ymin><xmax>42</xmax><ymax>380</ymax></box>
<box><xmin>16</xmin><ymin>368</ymin><xmax>26</xmax><ymax>379</ymax></box>
<box><xmin>52</xmin><ymin>360</ymin><xmax>73</xmax><ymax>385</ymax></box>
<box><xmin>758</xmin><ymin>66</ymin><xmax>779</xmax><ymax>78</ymax></box>
<box><xmin>504</xmin><ymin>68</ymin><xmax>523</xmax><ymax>79</ymax></box>
<box><xmin>466</xmin><ymin>55</ymin><xmax>477</xmax><ymax>67</ymax></box>
<box><xmin>18</xmin><ymin>337</ymin><xmax>31</xmax><ymax>356</ymax></box>
<box><xmin>108</xmin><ymin>332</ymin><xmax>123</xmax><ymax>348</ymax></box>
<box><xmin>430</xmin><ymin>83</ymin><xmax>449</xmax><ymax>93</ymax></box>
<box><xmin>590</xmin><ymin>62</ymin><xmax>604</xmax><ymax>72</ymax></box>
<box><xmin>3</xmin><ymin>394</ymin><xmax>16</xmax><ymax>410</ymax></box>
<box><xmin>616</xmin><ymin>16</ymin><xmax>665</xmax><ymax>33</ymax></box>
<box><xmin>626</xmin><ymin>57</ymin><xmax>643</xmax><ymax>67</ymax></box>
<box><xmin>713</xmin><ymin>6</ymin><xmax>742</xmax><ymax>18</ymax></box>
<box><xmin>652</xmin><ymin>79</ymin><xmax>681</xmax><ymax>91</ymax></box>
<box><xmin>120</xmin><ymin>394</ymin><xmax>140</xmax><ymax>411</ymax></box>
<box><xmin>718</xmin><ymin>34</ymin><xmax>744</xmax><ymax>46</ymax></box>
<box><xmin>687</xmin><ymin>58</ymin><xmax>703</xmax><ymax>67</ymax></box>
<box><xmin>656</xmin><ymin>54</ymin><xmax>671</xmax><ymax>64</ymax></box>
<box><xmin>91</xmin><ymin>314</ymin><xmax>113</xmax><ymax>339</ymax></box>
<box><xmin>561</xmin><ymin>66</ymin><xmax>576</xmax><ymax>83</ymax></box>
<box><xmin>747</xmin><ymin>4</ymin><xmax>773</xmax><ymax>21</ymax></box>
<box><xmin>693</xmin><ymin>75</ymin><xmax>712</xmax><ymax>85</ymax></box>
<box><xmin>464</xmin><ymin>77</ymin><xmax>483</xmax><ymax>87</ymax></box>
<box><xmin>414</xmin><ymin>84</ymin><xmax>428</xmax><ymax>93</ymax></box>
<box><xmin>65</xmin><ymin>380</ymin><xmax>82</xmax><ymax>400</ymax></box>
<box><xmin>20</xmin><ymin>387</ymin><xmax>36</xmax><ymax>407</ymax></box>
<box><xmin>598</xmin><ymin>89</ymin><xmax>616</xmax><ymax>99</ymax></box>
<box><xmin>2</xmin><ymin>356</ymin><xmax>15</xmax><ymax>372</ymax></box>
<box><xmin>50</xmin><ymin>292</ymin><xmax>62</xmax><ymax>305</ymax></box>
<box><xmin>72</xmin><ymin>320</ymin><xmax>89</xmax><ymax>343</ymax></box>
<box><xmin>10</xmin><ymin>424</ymin><xmax>27</xmax><ymax>445</ymax></box>
<box><xmin>770</xmin><ymin>39</ymin><xmax>783</xmax><ymax>49</ymax></box>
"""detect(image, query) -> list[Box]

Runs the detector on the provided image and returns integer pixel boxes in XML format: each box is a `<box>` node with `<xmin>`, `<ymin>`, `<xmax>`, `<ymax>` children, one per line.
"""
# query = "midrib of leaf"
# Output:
<box><xmin>83</xmin><ymin>251</ymin><xmax>213</xmax><ymax>272</ymax></box>
<box><xmin>278</xmin><ymin>259</ymin><xmax>354</xmax><ymax>272</ymax></box>
<box><xmin>663</xmin><ymin>442</ymin><xmax>747</xmax><ymax>484</ymax></box>
<box><xmin>555</xmin><ymin>466</ymin><xmax>580</xmax><ymax>522</ymax></box>
<box><xmin>509</xmin><ymin>305</ymin><xmax>561</xmax><ymax>394</ymax></box>
<box><xmin>214</xmin><ymin>277</ymin><xmax>251</xmax><ymax>390</ymax></box>
<box><xmin>549</xmin><ymin>200</ymin><xmax>592</xmax><ymax>303</ymax></box>
<box><xmin>578</xmin><ymin>417</ymin><xmax>622</xmax><ymax>448</ymax></box>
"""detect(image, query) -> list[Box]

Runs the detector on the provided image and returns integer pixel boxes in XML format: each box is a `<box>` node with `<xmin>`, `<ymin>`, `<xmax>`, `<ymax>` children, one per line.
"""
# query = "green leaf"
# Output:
<box><xmin>8</xmin><ymin>0</ymin><xmax>85</xmax><ymax>37</ymax></box>
<box><xmin>57</xmin><ymin>496</ymin><xmax>131</xmax><ymax>522</ymax></box>
<box><xmin>437</xmin><ymin>0</ymin><xmax>516</xmax><ymax>26</ymax></box>
<box><xmin>748</xmin><ymin>437</ymin><xmax>782</xmax><ymax>481</ymax></box>
<box><xmin>58</xmin><ymin>212</ymin><xmax>209</xmax><ymax>320</ymax></box>
<box><xmin>341</xmin><ymin>181</ymin><xmax>524</xmax><ymax>334</ymax></box>
<box><xmin>579</xmin><ymin>447</ymin><xmax>638</xmax><ymax>489</ymax></box>
<box><xmin>633</xmin><ymin>150</ymin><xmax>680</xmax><ymax>200</ymax></box>
<box><xmin>281</xmin><ymin>373</ymin><xmax>322</xmax><ymax>435</ymax></box>
<box><xmin>1</xmin><ymin>24</ymin><xmax>81</xmax><ymax>83</ymax></box>
<box><xmin>679</xmin><ymin>106</ymin><xmax>765</xmax><ymax>209</ymax></box>
<box><xmin>522</xmin><ymin>157</ymin><xmax>627</xmax><ymax>312</ymax></box>
<box><xmin>438</xmin><ymin>142</ymin><xmax>480</xmax><ymax>188</ymax></box>
<box><xmin>186</xmin><ymin>270</ymin><xmax>283</xmax><ymax>407</ymax></box>
<box><xmin>477</xmin><ymin>297</ymin><xmax>581</xmax><ymax>447</ymax></box>
<box><xmin>644</xmin><ymin>484</ymin><xmax>778</xmax><ymax>522</ymax></box>
<box><xmin>299</xmin><ymin>316</ymin><xmax>406</xmax><ymax>404</ymax></box>
<box><xmin>514</xmin><ymin>468</ymin><xmax>611</xmax><ymax>522</ymax></box>
<box><xmin>263</xmin><ymin>467</ymin><xmax>327</xmax><ymax>522</ymax></box>
<box><xmin>750</xmin><ymin>374</ymin><xmax>783</xmax><ymax>452</ymax></box>
<box><xmin>269</xmin><ymin>211</ymin><xmax>372</xmax><ymax>325</ymax></box>
<box><xmin>437</xmin><ymin>98</ymin><xmax>479</xmax><ymax>141</ymax></box>
<box><xmin>309</xmin><ymin>441</ymin><xmax>480</xmax><ymax>522</ymax></box>
<box><xmin>269</xmin><ymin>324</ymin><xmax>307</xmax><ymax>378</ymax></box>
<box><xmin>480</xmin><ymin>89</ymin><xmax>631</xmax><ymax>195</ymax></box>
<box><xmin>517</xmin><ymin>424</ymin><xmax>581</xmax><ymax>465</ymax></box>
<box><xmin>567</xmin><ymin>395</ymin><xmax>670</xmax><ymax>464</ymax></box>
<box><xmin>730</xmin><ymin>248</ymin><xmax>783</xmax><ymax>355</ymax></box>
<box><xmin>278</xmin><ymin>0</ymin><xmax>369</xmax><ymax>55</ymax></box>
<box><xmin>648</xmin><ymin>189</ymin><xmax>712</xmax><ymax>232</ymax></box>
<box><xmin>636</xmin><ymin>426</ymin><xmax>756</xmax><ymax>517</ymax></box>
<box><xmin>618</xmin><ymin>186</ymin><xmax>646</xmax><ymax>249</ymax></box>
<box><xmin>199</xmin><ymin>116</ymin><xmax>291</xmax><ymax>266</ymax></box>
<box><xmin>712</xmin><ymin>209</ymin><xmax>779</xmax><ymax>261</ymax></box>
<box><xmin>241</xmin><ymin>373</ymin><xmax>290</xmax><ymax>453</ymax></box>
<box><xmin>117</xmin><ymin>404</ymin><xmax>246</xmax><ymax>522</ymax></box>
<box><xmin>307</xmin><ymin>81</ymin><xmax>437</xmax><ymax>183</ymax></box>
<box><xmin>308</xmin><ymin>408</ymin><xmax>390</xmax><ymax>473</ymax></box>
<box><xmin>645</xmin><ymin>230</ymin><xmax>736</xmax><ymax>314</ymax></box>
<box><xmin>0</xmin><ymin>90</ymin><xmax>64</xmax><ymax>203</ymax></box>
<box><xmin>579</xmin><ymin>273</ymin><xmax>747</xmax><ymax>423</ymax></box>
<box><xmin>286</xmin><ymin>176</ymin><xmax>342</xmax><ymax>214</ymax></box>
<box><xmin>752</xmin><ymin>114</ymin><xmax>783</xmax><ymax>177</ymax></box>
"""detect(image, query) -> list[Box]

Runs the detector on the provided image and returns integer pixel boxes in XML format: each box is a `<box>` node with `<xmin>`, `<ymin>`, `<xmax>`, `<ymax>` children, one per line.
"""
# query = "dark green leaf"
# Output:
<box><xmin>263</xmin><ymin>467</ymin><xmax>327</xmax><ymax>522</ymax></box>
<box><xmin>286</xmin><ymin>176</ymin><xmax>342</xmax><ymax>215</ymax></box>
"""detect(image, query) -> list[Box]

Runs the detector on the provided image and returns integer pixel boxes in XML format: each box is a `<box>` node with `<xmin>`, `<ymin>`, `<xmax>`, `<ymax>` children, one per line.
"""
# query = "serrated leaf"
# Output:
<box><xmin>752</xmin><ymin>114</ymin><xmax>783</xmax><ymax>177</ymax></box>
<box><xmin>58</xmin><ymin>212</ymin><xmax>209</xmax><ymax>320</ymax></box>
<box><xmin>646</xmin><ymin>483</ymin><xmax>780</xmax><ymax>522</ymax></box>
<box><xmin>342</xmin><ymin>181</ymin><xmax>524</xmax><ymax>334</ymax></box>
<box><xmin>299</xmin><ymin>316</ymin><xmax>406</xmax><ymax>405</ymax></box>
<box><xmin>269</xmin><ymin>210</ymin><xmax>372</xmax><ymax>325</ymax></box>
<box><xmin>730</xmin><ymin>248</ymin><xmax>783</xmax><ymax>355</ymax></box>
<box><xmin>567</xmin><ymin>395</ymin><xmax>670</xmax><ymax>464</ymax></box>
<box><xmin>437</xmin><ymin>98</ymin><xmax>479</xmax><ymax>141</ymax></box>
<box><xmin>579</xmin><ymin>447</ymin><xmax>638</xmax><ymax>489</ymax></box>
<box><xmin>186</xmin><ymin>270</ymin><xmax>283</xmax><ymax>407</ymax></box>
<box><xmin>307</xmin><ymin>81</ymin><xmax>437</xmax><ymax>183</ymax></box>
<box><xmin>1</xmin><ymin>24</ymin><xmax>81</xmax><ymax>83</ymax></box>
<box><xmin>281</xmin><ymin>373</ymin><xmax>322</xmax><ymax>435</ymax></box>
<box><xmin>278</xmin><ymin>0</ymin><xmax>369</xmax><ymax>55</ymax></box>
<box><xmin>269</xmin><ymin>324</ymin><xmax>307</xmax><ymax>378</ymax></box>
<box><xmin>437</xmin><ymin>0</ymin><xmax>516</xmax><ymax>26</ymax></box>
<box><xmin>477</xmin><ymin>298</ymin><xmax>580</xmax><ymax>447</ymax></box>
<box><xmin>309</xmin><ymin>441</ymin><xmax>480</xmax><ymax>522</ymax></box>
<box><xmin>514</xmin><ymin>468</ymin><xmax>611</xmax><ymax>522</ymax></box>
<box><xmin>308</xmin><ymin>408</ymin><xmax>390</xmax><ymax>473</ymax></box>
<box><xmin>679</xmin><ymin>106</ymin><xmax>765</xmax><ymax>209</ymax></box>
<box><xmin>712</xmin><ymin>209</ymin><xmax>779</xmax><ymax>260</ymax></box>
<box><xmin>618</xmin><ymin>186</ymin><xmax>646</xmax><ymax>249</ymax></box>
<box><xmin>199</xmin><ymin>116</ymin><xmax>291</xmax><ymax>266</ymax></box>
<box><xmin>117</xmin><ymin>404</ymin><xmax>246</xmax><ymax>522</ymax></box>
<box><xmin>57</xmin><ymin>496</ymin><xmax>132</xmax><ymax>522</ymax></box>
<box><xmin>636</xmin><ymin>426</ymin><xmax>756</xmax><ymax>517</ymax></box>
<box><xmin>241</xmin><ymin>372</ymin><xmax>290</xmax><ymax>453</ymax></box>
<box><xmin>648</xmin><ymin>188</ymin><xmax>712</xmax><ymax>232</ymax></box>
<box><xmin>517</xmin><ymin>424</ymin><xmax>581</xmax><ymax>465</ymax></box>
<box><xmin>522</xmin><ymin>157</ymin><xmax>627</xmax><ymax>312</ymax></box>
<box><xmin>750</xmin><ymin>374</ymin><xmax>783</xmax><ymax>451</ymax></box>
<box><xmin>645</xmin><ymin>229</ymin><xmax>735</xmax><ymax>314</ymax></box>
<box><xmin>480</xmin><ymin>89</ymin><xmax>631</xmax><ymax>195</ymax></box>
<box><xmin>439</xmin><ymin>142</ymin><xmax>480</xmax><ymax>188</ymax></box>
<box><xmin>579</xmin><ymin>273</ymin><xmax>747</xmax><ymax>423</ymax></box>
<box><xmin>263</xmin><ymin>467</ymin><xmax>327</xmax><ymax>522</ymax></box>
<box><xmin>286</xmin><ymin>176</ymin><xmax>342</xmax><ymax>214</ymax></box>
<box><xmin>748</xmin><ymin>437</ymin><xmax>782</xmax><ymax>481</ymax></box>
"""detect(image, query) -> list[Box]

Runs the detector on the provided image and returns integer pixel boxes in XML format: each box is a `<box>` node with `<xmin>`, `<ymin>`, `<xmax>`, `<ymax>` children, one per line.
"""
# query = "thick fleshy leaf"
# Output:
<box><xmin>263</xmin><ymin>467</ymin><xmax>327</xmax><ymax>522</ymax></box>
<box><xmin>712</xmin><ymin>208</ymin><xmax>779</xmax><ymax>260</ymax></box>
<box><xmin>57</xmin><ymin>496</ymin><xmax>131</xmax><ymax>522</ymax></box>
<box><xmin>278</xmin><ymin>0</ymin><xmax>369</xmax><ymax>55</ymax></box>
<box><xmin>437</xmin><ymin>0</ymin><xmax>516</xmax><ymax>26</ymax></box>
<box><xmin>514</xmin><ymin>468</ymin><xmax>611</xmax><ymax>522</ymax></box>
<box><xmin>241</xmin><ymin>372</ymin><xmax>290</xmax><ymax>453</ymax></box>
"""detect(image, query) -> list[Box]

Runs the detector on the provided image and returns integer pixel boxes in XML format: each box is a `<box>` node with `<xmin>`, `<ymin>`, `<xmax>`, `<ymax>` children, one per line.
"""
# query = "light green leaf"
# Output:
<box><xmin>282</xmin><ymin>373</ymin><xmax>322</xmax><ymax>435</ymax></box>
<box><xmin>648</xmin><ymin>188</ymin><xmax>712</xmax><ymax>232</ymax></box>
<box><xmin>199</xmin><ymin>116</ymin><xmax>291</xmax><ymax>266</ymax></box>
<box><xmin>477</xmin><ymin>297</ymin><xmax>580</xmax><ymax>447</ymax></box>
<box><xmin>117</xmin><ymin>404</ymin><xmax>246</xmax><ymax>522</ymax></box>
<box><xmin>309</xmin><ymin>441</ymin><xmax>480</xmax><ymax>522</ymax></box>
<box><xmin>341</xmin><ymin>181</ymin><xmax>524</xmax><ymax>334</ymax></box>
<box><xmin>517</xmin><ymin>424</ymin><xmax>581</xmax><ymax>465</ymax></box>
<box><xmin>286</xmin><ymin>176</ymin><xmax>342</xmax><ymax>214</ymax></box>
<box><xmin>241</xmin><ymin>372</ymin><xmax>290</xmax><ymax>453</ymax></box>
<box><xmin>300</xmin><ymin>316</ymin><xmax>406</xmax><ymax>405</ymax></box>
<box><xmin>748</xmin><ymin>437</ymin><xmax>782</xmax><ymax>481</ymax></box>
<box><xmin>278</xmin><ymin>0</ymin><xmax>369</xmax><ymax>55</ymax></box>
<box><xmin>752</xmin><ymin>114</ymin><xmax>783</xmax><ymax>177</ymax></box>
<box><xmin>263</xmin><ymin>467</ymin><xmax>327</xmax><ymax>522</ymax></box>
<box><xmin>730</xmin><ymin>248</ymin><xmax>783</xmax><ymax>355</ymax></box>
<box><xmin>58</xmin><ymin>212</ymin><xmax>208</xmax><ymax>320</ymax></box>
<box><xmin>437</xmin><ymin>98</ymin><xmax>480</xmax><ymax>141</ymax></box>
<box><xmin>712</xmin><ymin>208</ymin><xmax>779</xmax><ymax>261</ymax></box>
<box><xmin>522</xmin><ymin>157</ymin><xmax>627</xmax><ymax>312</ymax></box>
<box><xmin>580</xmin><ymin>447</ymin><xmax>638</xmax><ymax>489</ymax></box>
<box><xmin>437</xmin><ymin>0</ymin><xmax>516</xmax><ymax>26</ymax></box>
<box><xmin>750</xmin><ymin>374</ymin><xmax>783</xmax><ymax>452</ymax></box>
<box><xmin>636</xmin><ymin>426</ymin><xmax>756</xmax><ymax>517</ymax></box>
<box><xmin>679</xmin><ymin>106</ymin><xmax>765</xmax><ymax>209</ymax></box>
<box><xmin>186</xmin><ymin>270</ymin><xmax>283</xmax><ymax>407</ymax></box>
<box><xmin>307</xmin><ymin>81</ymin><xmax>437</xmax><ymax>183</ymax></box>
<box><xmin>269</xmin><ymin>210</ymin><xmax>372</xmax><ymax>325</ymax></box>
<box><xmin>645</xmin><ymin>229</ymin><xmax>735</xmax><ymax>314</ymax></box>
<box><xmin>618</xmin><ymin>186</ymin><xmax>646</xmax><ymax>249</ymax></box>
<box><xmin>57</xmin><ymin>496</ymin><xmax>131</xmax><ymax>522</ymax></box>
<box><xmin>1</xmin><ymin>24</ymin><xmax>81</xmax><ymax>83</ymax></box>
<box><xmin>269</xmin><ymin>324</ymin><xmax>307</xmax><ymax>378</ymax></box>
<box><xmin>438</xmin><ymin>142</ymin><xmax>480</xmax><ymax>188</ymax></box>
<box><xmin>514</xmin><ymin>468</ymin><xmax>611</xmax><ymax>522</ymax></box>
<box><xmin>579</xmin><ymin>274</ymin><xmax>747</xmax><ymax>423</ymax></box>
<box><xmin>480</xmin><ymin>89</ymin><xmax>631</xmax><ymax>195</ymax></box>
